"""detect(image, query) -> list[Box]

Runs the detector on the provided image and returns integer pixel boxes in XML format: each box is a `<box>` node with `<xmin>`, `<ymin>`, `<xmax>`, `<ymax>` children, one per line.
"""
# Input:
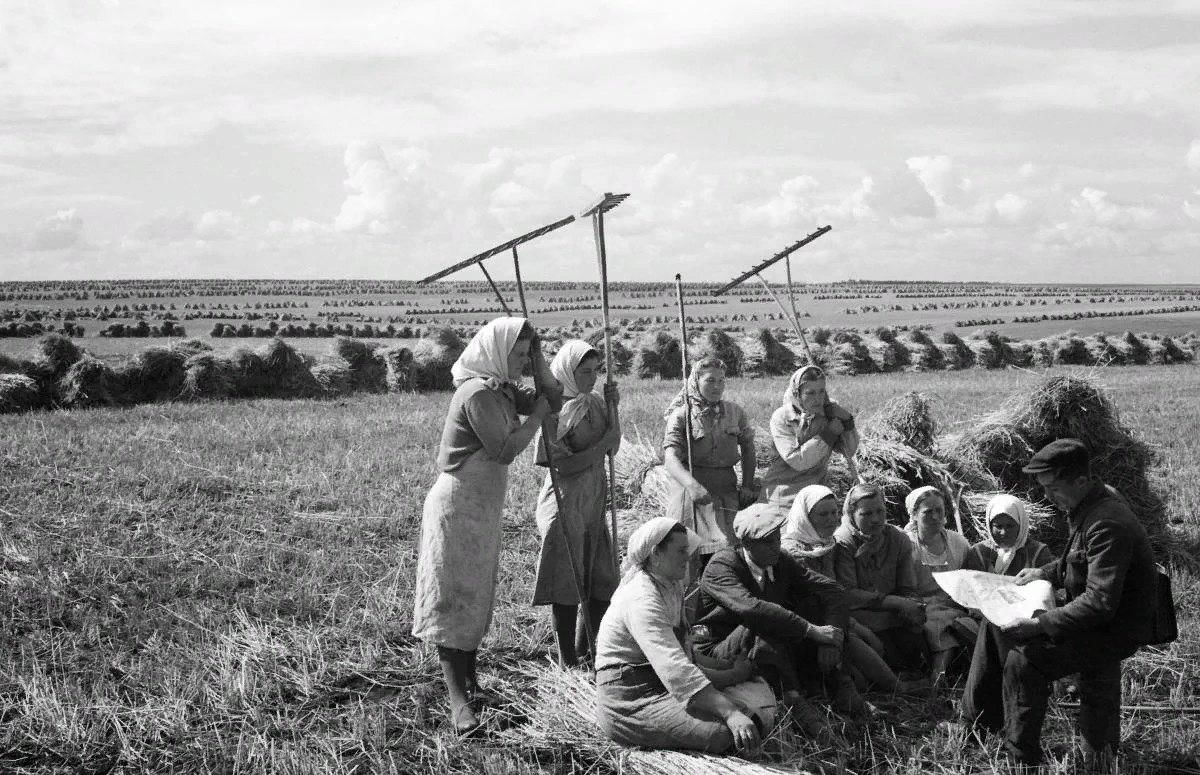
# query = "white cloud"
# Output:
<box><xmin>195</xmin><ymin>209</ymin><xmax>240</xmax><ymax>240</ymax></box>
<box><xmin>242</xmin><ymin>194</ymin><xmax>262</xmax><ymax>207</ymax></box>
<box><xmin>1188</xmin><ymin>139</ymin><xmax>1200</xmax><ymax>172</ymax></box>
<box><xmin>28</xmin><ymin>209</ymin><xmax>84</xmax><ymax>251</ymax></box>
<box><xmin>334</xmin><ymin>142</ymin><xmax>437</xmax><ymax>235</ymax></box>
<box><xmin>994</xmin><ymin>192</ymin><xmax>1030</xmax><ymax>223</ymax></box>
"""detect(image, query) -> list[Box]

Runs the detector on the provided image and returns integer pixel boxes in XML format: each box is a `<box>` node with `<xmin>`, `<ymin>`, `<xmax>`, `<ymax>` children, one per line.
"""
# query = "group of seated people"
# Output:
<box><xmin>594</xmin><ymin>482</ymin><xmax>1049</xmax><ymax>755</ymax></box>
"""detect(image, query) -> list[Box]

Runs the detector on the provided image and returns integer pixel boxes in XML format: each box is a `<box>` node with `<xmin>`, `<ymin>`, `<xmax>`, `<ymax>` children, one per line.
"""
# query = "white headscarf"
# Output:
<box><xmin>784</xmin><ymin>484</ymin><xmax>838</xmax><ymax>558</ymax></box>
<box><xmin>550</xmin><ymin>340</ymin><xmax>606</xmax><ymax>440</ymax></box>
<box><xmin>986</xmin><ymin>494</ymin><xmax>1030</xmax><ymax>575</ymax></box>
<box><xmin>450</xmin><ymin>318</ymin><xmax>528</xmax><ymax>390</ymax></box>
<box><xmin>620</xmin><ymin>517</ymin><xmax>702</xmax><ymax>625</ymax></box>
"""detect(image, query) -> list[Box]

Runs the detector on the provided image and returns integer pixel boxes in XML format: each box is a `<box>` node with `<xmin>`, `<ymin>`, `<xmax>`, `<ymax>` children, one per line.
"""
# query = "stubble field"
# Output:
<box><xmin>0</xmin><ymin>366</ymin><xmax>1197</xmax><ymax>773</ymax></box>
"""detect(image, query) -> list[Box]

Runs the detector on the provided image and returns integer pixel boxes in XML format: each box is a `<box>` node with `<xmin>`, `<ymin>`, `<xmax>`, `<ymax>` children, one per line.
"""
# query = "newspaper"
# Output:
<box><xmin>932</xmin><ymin>570</ymin><xmax>1055</xmax><ymax>628</ymax></box>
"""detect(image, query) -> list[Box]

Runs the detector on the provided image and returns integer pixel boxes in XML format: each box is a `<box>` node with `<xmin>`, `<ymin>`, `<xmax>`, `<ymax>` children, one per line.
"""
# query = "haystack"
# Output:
<box><xmin>226</xmin><ymin>347</ymin><xmax>273</xmax><ymax>398</ymax></box>
<box><xmin>333</xmin><ymin>337</ymin><xmax>388</xmax><ymax>394</ymax></box>
<box><xmin>906</xmin><ymin>330</ymin><xmax>945</xmax><ymax>371</ymax></box>
<box><xmin>311</xmin><ymin>361</ymin><xmax>354</xmax><ymax>397</ymax></box>
<box><xmin>380</xmin><ymin>345</ymin><xmax>415</xmax><ymax>392</ymax></box>
<box><xmin>742</xmin><ymin>329</ymin><xmax>795</xmax><ymax>377</ymax></box>
<box><xmin>257</xmin><ymin>338</ymin><xmax>321</xmax><ymax>398</ymax></box>
<box><xmin>1086</xmin><ymin>334</ymin><xmax>1125</xmax><ymax>366</ymax></box>
<box><xmin>412</xmin><ymin>327</ymin><xmax>465</xmax><ymax>391</ymax></box>
<box><xmin>32</xmin><ymin>332</ymin><xmax>84</xmax><ymax>383</ymax></box>
<box><xmin>0</xmin><ymin>353</ymin><xmax>33</xmax><ymax>375</ymax></box>
<box><xmin>1052</xmin><ymin>337</ymin><xmax>1091</xmax><ymax>366</ymax></box>
<box><xmin>865</xmin><ymin>391</ymin><xmax>938</xmax><ymax>456</ymax></box>
<box><xmin>868</xmin><ymin>338</ymin><xmax>910</xmax><ymax>372</ymax></box>
<box><xmin>696</xmin><ymin>329</ymin><xmax>744</xmax><ymax>377</ymax></box>
<box><xmin>633</xmin><ymin>332</ymin><xmax>683</xmax><ymax>380</ymax></box>
<box><xmin>116</xmin><ymin>345</ymin><xmax>189</xmax><ymax>403</ymax></box>
<box><xmin>180</xmin><ymin>352</ymin><xmax>237</xmax><ymax>400</ymax></box>
<box><xmin>583</xmin><ymin>329</ymin><xmax>634</xmax><ymax>376</ymax></box>
<box><xmin>943</xmin><ymin>373</ymin><xmax>1167</xmax><ymax>545</ymax></box>
<box><xmin>1121</xmin><ymin>331</ymin><xmax>1150</xmax><ymax>365</ymax></box>
<box><xmin>939</xmin><ymin>332</ymin><xmax>975</xmax><ymax>370</ymax></box>
<box><xmin>1151</xmin><ymin>336</ymin><xmax>1192</xmax><ymax>365</ymax></box>
<box><xmin>830</xmin><ymin>338</ymin><xmax>876</xmax><ymax>376</ymax></box>
<box><xmin>1029</xmin><ymin>339</ymin><xmax>1055</xmax><ymax>368</ymax></box>
<box><xmin>57</xmin><ymin>356</ymin><xmax>122</xmax><ymax>409</ymax></box>
<box><xmin>0</xmin><ymin>374</ymin><xmax>43</xmax><ymax>414</ymax></box>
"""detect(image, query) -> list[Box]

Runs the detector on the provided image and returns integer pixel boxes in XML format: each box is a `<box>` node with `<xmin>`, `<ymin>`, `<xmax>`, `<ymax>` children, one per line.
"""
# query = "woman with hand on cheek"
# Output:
<box><xmin>532</xmin><ymin>340</ymin><xmax>622</xmax><ymax>668</ymax></box>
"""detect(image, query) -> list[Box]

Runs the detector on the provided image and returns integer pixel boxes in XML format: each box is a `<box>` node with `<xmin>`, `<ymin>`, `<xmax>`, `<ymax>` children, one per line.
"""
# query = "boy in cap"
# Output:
<box><xmin>693</xmin><ymin>502</ymin><xmax>865</xmax><ymax>738</ymax></box>
<box><xmin>960</xmin><ymin>438</ymin><xmax>1159</xmax><ymax>768</ymax></box>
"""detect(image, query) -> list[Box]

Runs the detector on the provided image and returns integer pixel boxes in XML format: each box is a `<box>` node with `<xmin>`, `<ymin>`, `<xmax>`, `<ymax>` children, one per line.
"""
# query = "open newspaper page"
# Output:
<box><xmin>932</xmin><ymin>570</ymin><xmax>1055</xmax><ymax>627</ymax></box>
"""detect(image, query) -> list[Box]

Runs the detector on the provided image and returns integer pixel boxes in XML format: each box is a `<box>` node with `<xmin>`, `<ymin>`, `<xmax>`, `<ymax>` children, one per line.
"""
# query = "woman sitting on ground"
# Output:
<box><xmin>832</xmin><ymin>483</ymin><xmax>927</xmax><ymax>673</ymax></box>
<box><xmin>531</xmin><ymin>340</ymin><xmax>621</xmax><ymax>668</ymax></box>
<box><xmin>783</xmin><ymin>485</ymin><xmax>927</xmax><ymax>694</ymax></box>
<box><xmin>902</xmin><ymin>486</ymin><xmax>971</xmax><ymax>687</ymax></box>
<box><xmin>662</xmin><ymin>357</ymin><xmax>757</xmax><ymax>562</ymax></box>
<box><xmin>760</xmin><ymin>365</ymin><xmax>859</xmax><ymax>507</ymax></box>
<box><xmin>594</xmin><ymin>517</ymin><xmax>776</xmax><ymax>755</ymax></box>
<box><xmin>963</xmin><ymin>494</ymin><xmax>1053</xmax><ymax>577</ymax></box>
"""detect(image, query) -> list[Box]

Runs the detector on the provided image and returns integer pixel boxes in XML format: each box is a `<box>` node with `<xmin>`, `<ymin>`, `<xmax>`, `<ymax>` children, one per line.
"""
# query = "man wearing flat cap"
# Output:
<box><xmin>692</xmin><ymin>502</ymin><xmax>863</xmax><ymax>737</ymax></box>
<box><xmin>961</xmin><ymin>438</ymin><xmax>1159</xmax><ymax>768</ymax></box>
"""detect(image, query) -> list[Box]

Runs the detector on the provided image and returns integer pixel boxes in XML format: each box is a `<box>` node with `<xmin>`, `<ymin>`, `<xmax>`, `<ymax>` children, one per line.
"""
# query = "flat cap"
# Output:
<box><xmin>1022</xmin><ymin>438</ymin><xmax>1090</xmax><ymax>476</ymax></box>
<box><xmin>732</xmin><ymin>502</ymin><xmax>788</xmax><ymax>542</ymax></box>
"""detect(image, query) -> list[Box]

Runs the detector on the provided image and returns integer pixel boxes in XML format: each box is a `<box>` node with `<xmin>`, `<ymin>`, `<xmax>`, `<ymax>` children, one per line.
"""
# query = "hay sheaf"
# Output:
<box><xmin>333</xmin><ymin>337</ymin><xmax>388</xmax><ymax>394</ymax></box>
<box><xmin>33</xmin><ymin>333</ymin><xmax>84</xmax><ymax>381</ymax></box>
<box><xmin>116</xmin><ymin>346</ymin><xmax>189</xmax><ymax>403</ymax></box>
<box><xmin>257</xmin><ymin>338</ymin><xmax>321</xmax><ymax>398</ymax></box>
<box><xmin>503</xmin><ymin>662</ymin><xmax>837</xmax><ymax>775</ymax></box>
<box><xmin>944</xmin><ymin>373</ymin><xmax>1167</xmax><ymax>546</ymax></box>
<box><xmin>0</xmin><ymin>374</ymin><xmax>43</xmax><ymax>414</ymax></box>
<box><xmin>865</xmin><ymin>391</ymin><xmax>938</xmax><ymax>456</ymax></box>
<box><xmin>380</xmin><ymin>345</ymin><xmax>415</xmax><ymax>393</ymax></box>
<box><xmin>311</xmin><ymin>361</ymin><xmax>354</xmax><ymax>397</ymax></box>
<box><xmin>180</xmin><ymin>352</ymin><xmax>237</xmax><ymax>400</ymax></box>
<box><xmin>584</xmin><ymin>329</ymin><xmax>634</xmax><ymax>375</ymax></box>
<box><xmin>742</xmin><ymin>329</ymin><xmax>796</xmax><ymax>378</ymax></box>
<box><xmin>696</xmin><ymin>329</ymin><xmax>745</xmax><ymax>377</ymax></box>
<box><xmin>411</xmin><ymin>328</ymin><xmax>465</xmax><ymax>391</ymax></box>
<box><xmin>57</xmin><ymin>356</ymin><xmax>123</xmax><ymax>409</ymax></box>
<box><xmin>634</xmin><ymin>332</ymin><xmax>683</xmax><ymax>380</ymax></box>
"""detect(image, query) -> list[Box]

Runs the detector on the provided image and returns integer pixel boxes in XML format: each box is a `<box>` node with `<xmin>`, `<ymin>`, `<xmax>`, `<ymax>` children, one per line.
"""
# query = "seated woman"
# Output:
<box><xmin>783</xmin><ymin>485</ymin><xmax>927</xmax><ymax>694</ymax></box>
<box><xmin>964</xmin><ymin>494</ymin><xmax>1053</xmax><ymax>576</ymax></box>
<box><xmin>956</xmin><ymin>494</ymin><xmax>1055</xmax><ymax>646</ymax></box>
<box><xmin>902</xmin><ymin>486</ymin><xmax>971</xmax><ymax>687</ymax></box>
<box><xmin>760</xmin><ymin>365</ymin><xmax>859</xmax><ymax>507</ymax></box>
<box><xmin>595</xmin><ymin>517</ymin><xmax>775</xmax><ymax>755</ymax></box>
<box><xmin>661</xmin><ymin>358</ymin><xmax>757</xmax><ymax>561</ymax></box>
<box><xmin>832</xmin><ymin>483</ymin><xmax>927</xmax><ymax>672</ymax></box>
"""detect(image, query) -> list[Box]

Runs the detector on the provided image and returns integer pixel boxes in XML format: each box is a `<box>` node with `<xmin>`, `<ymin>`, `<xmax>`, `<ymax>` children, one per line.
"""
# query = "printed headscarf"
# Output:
<box><xmin>783</xmin><ymin>365</ymin><xmax>826</xmax><ymax>416</ymax></box>
<box><xmin>450</xmin><ymin>317</ymin><xmax>528</xmax><ymax>389</ymax></box>
<box><xmin>663</xmin><ymin>358</ymin><xmax>726</xmax><ymax>429</ymax></box>
<box><xmin>550</xmin><ymin>340</ymin><xmax>605</xmax><ymax>440</ymax></box>
<box><xmin>986</xmin><ymin>494</ymin><xmax>1030</xmax><ymax>575</ymax></box>
<box><xmin>836</xmin><ymin>483</ymin><xmax>888</xmax><ymax>559</ymax></box>
<box><xmin>784</xmin><ymin>484</ymin><xmax>838</xmax><ymax>559</ymax></box>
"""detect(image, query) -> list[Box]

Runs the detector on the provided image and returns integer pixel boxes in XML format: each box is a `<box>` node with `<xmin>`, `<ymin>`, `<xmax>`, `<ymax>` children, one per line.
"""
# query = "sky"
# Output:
<box><xmin>2</xmin><ymin>0</ymin><xmax>1200</xmax><ymax>284</ymax></box>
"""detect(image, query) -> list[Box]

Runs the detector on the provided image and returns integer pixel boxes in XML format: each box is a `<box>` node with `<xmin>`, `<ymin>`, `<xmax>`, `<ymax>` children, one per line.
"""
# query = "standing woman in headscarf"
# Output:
<box><xmin>662</xmin><ymin>357</ymin><xmax>757</xmax><ymax>560</ymax></box>
<box><xmin>832</xmin><ymin>483</ymin><xmax>927</xmax><ymax>671</ymax></box>
<box><xmin>412</xmin><ymin>317</ymin><xmax>559</xmax><ymax>734</ymax></box>
<box><xmin>532</xmin><ymin>340</ymin><xmax>621</xmax><ymax>667</ymax></box>
<box><xmin>761</xmin><ymin>365</ymin><xmax>859</xmax><ymax>507</ymax></box>
<box><xmin>902</xmin><ymin>486</ymin><xmax>971</xmax><ymax>686</ymax></box>
<box><xmin>594</xmin><ymin>517</ymin><xmax>775</xmax><ymax>754</ymax></box>
<box><xmin>963</xmin><ymin>494</ymin><xmax>1053</xmax><ymax>576</ymax></box>
<box><xmin>784</xmin><ymin>485</ymin><xmax>928</xmax><ymax>693</ymax></box>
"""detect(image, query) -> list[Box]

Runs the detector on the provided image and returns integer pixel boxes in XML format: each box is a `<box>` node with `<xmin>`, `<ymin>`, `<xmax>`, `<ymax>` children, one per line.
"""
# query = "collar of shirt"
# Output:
<box><xmin>739</xmin><ymin>548</ymin><xmax>776</xmax><ymax>587</ymax></box>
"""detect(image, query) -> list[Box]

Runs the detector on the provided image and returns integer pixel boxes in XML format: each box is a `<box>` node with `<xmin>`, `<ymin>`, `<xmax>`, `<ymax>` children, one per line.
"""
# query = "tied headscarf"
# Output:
<box><xmin>903</xmin><ymin>486</ymin><xmax>945</xmax><ymax>531</ymax></box>
<box><xmin>450</xmin><ymin>318</ymin><xmax>528</xmax><ymax>390</ymax></box>
<box><xmin>550</xmin><ymin>340</ymin><xmax>605</xmax><ymax>441</ymax></box>
<box><xmin>663</xmin><ymin>360</ymin><xmax>725</xmax><ymax>432</ymax></box>
<box><xmin>620</xmin><ymin>517</ymin><xmax>701</xmax><ymax>626</ymax></box>
<box><xmin>784</xmin><ymin>484</ymin><xmax>838</xmax><ymax>559</ymax></box>
<box><xmin>837</xmin><ymin>484</ymin><xmax>888</xmax><ymax>559</ymax></box>
<box><xmin>986</xmin><ymin>494</ymin><xmax>1030</xmax><ymax>575</ymax></box>
<box><xmin>784</xmin><ymin>365</ymin><xmax>826</xmax><ymax>416</ymax></box>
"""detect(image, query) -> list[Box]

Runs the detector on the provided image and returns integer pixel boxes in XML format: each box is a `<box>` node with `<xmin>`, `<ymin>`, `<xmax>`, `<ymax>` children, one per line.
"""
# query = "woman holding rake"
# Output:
<box><xmin>531</xmin><ymin>340</ymin><xmax>621</xmax><ymax>667</ymax></box>
<box><xmin>411</xmin><ymin>317</ymin><xmax>560</xmax><ymax>735</ymax></box>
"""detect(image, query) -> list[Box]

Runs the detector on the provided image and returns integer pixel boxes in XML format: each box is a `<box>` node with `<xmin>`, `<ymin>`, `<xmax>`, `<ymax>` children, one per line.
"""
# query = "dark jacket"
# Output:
<box><xmin>695</xmin><ymin>548</ymin><xmax>850</xmax><ymax>646</ymax></box>
<box><xmin>1035</xmin><ymin>481</ymin><xmax>1157</xmax><ymax>650</ymax></box>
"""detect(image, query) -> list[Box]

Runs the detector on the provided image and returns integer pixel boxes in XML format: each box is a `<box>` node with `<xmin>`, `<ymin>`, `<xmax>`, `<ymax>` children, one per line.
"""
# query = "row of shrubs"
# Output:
<box><xmin>0</xmin><ymin>330</ymin><xmax>470</xmax><ymax>414</ymax></box>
